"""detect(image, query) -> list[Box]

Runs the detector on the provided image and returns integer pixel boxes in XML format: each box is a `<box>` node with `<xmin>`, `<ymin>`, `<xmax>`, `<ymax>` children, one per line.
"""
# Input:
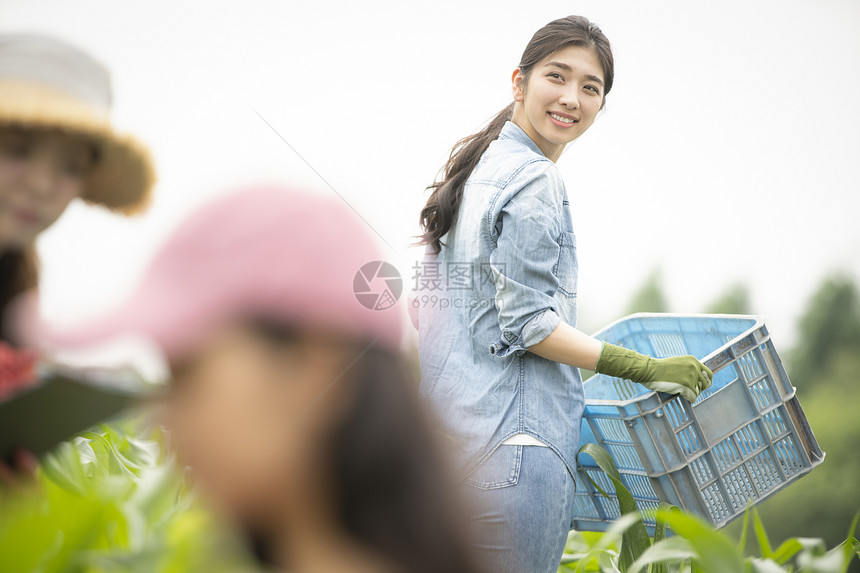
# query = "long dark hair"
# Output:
<box><xmin>418</xmin><ymin>15</ymin><xmax>615</xmax><ymax>253</ymax></box>
<box><xmin>0</xmin><ymin>249</ymin><xmax>38</xmax><ymax>344</ymax></box>
<box><xmin>329</xmin><ymin>344</ymin><xmax>477</xmax><ymax>573</ymax></box>
<box><xmin>248</xmin><ymin>323</ymin><xmax>479</xmax><ymax>573</ymax></box>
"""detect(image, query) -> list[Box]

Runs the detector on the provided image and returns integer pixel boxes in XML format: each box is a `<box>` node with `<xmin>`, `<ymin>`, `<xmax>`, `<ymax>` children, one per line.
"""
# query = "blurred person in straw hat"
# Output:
<box><xmin>0</xmin><ymin>32</ymin><xmax>155</xmax><ymax>342</ymax></box>
<box><xmin>51</xmin><ymin>185</ymin><xmax>480</xmax><ymax>573</ymax></box>
<box><xmin>0</xmin><ymin>33</ymin><xmax>155</xmax><ymax>482</ymax></box>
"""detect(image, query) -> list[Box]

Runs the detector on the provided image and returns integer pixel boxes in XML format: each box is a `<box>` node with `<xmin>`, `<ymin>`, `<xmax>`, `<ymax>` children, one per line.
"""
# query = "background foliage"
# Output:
<box><xmin>622</xmin><ymin>271</ymin><xmax>860</xmax><ymax>571</ymax></box>
<box><xmin>0</xmin><ymin>418</ymin><xmax>263</xmax><ymax>572</ymax></box>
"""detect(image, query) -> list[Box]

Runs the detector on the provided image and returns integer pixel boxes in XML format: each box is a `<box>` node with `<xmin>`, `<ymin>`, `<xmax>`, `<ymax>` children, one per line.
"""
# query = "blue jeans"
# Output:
<box><xmin>465</xmin><ymin>444</ymin><xmax>576</xmax><ymax>573</ymax></box>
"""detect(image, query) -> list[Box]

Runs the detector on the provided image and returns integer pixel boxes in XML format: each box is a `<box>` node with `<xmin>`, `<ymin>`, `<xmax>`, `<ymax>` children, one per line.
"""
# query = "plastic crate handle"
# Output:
<box><xmin>703</xmin><ymin>351</ymin><xmax>732</xmax><ymax>374</ymax></box>
<box><xmin>703</xmin><ymin>331</ymin><xmax>762</xmax><ymax>375</ymax></box>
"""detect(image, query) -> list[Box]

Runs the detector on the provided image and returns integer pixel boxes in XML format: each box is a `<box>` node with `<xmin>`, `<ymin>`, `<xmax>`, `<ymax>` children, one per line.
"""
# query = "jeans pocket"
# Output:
<box><xmin>554</xmin><ymin>231</ymin><xmax>578</xmax><ymax>298</ymax></box>
<box><xmin>466</xmin><ymin>445</ymin><xmax>522</xmax><ymax>490</ymax></box>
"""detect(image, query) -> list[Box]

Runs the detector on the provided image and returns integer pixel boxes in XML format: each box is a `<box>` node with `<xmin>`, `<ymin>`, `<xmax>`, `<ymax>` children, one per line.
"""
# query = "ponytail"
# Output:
<box><xmin>418</xmin><ymin>103</ymin><xmax>514</xmax><ymax>254</ymax></box>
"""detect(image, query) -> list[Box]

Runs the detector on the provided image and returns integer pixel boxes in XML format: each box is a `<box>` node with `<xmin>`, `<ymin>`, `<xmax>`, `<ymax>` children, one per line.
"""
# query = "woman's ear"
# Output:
<box><xmin>511</xmin><ymin>68</ymin><xmax>526</xmax><ymax>103</ymax></box>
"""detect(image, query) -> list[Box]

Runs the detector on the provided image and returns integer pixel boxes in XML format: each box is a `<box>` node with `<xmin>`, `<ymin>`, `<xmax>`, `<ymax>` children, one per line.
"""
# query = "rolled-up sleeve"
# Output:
<box><xmin>487</xmin><ymin>166</ymin><xmax>567</xmax><ymax>358</ymax></box>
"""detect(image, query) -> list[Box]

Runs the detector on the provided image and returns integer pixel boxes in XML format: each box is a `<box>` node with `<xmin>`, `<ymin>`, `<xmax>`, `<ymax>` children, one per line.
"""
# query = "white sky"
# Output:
<box><xmin>3</xmin><ymin>0</ymin><xmax>859</xmax><ymax>364</ymax></box>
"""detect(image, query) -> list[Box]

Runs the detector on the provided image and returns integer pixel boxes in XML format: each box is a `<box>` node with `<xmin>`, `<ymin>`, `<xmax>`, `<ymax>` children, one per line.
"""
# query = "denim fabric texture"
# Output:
<box><xmin>465</xmin><ymin>445</ymin><xmax>577</xmax><ymax>573</ymax></box>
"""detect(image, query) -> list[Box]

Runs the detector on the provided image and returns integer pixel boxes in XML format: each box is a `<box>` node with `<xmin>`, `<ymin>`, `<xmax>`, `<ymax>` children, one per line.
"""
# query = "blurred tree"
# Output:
<box><xmin>789</xmin><ymin>273</ymin><xmax>860</xmax><ymax>388</ymax></box>
<box><xmin>726</xmin><ymin>348</ymin><xmax>860</xmax><ymax>571</ymax></box>
<box><xmin>625</xmin><ymin>269</ymin><xmax>668</xmax><ymax>314</ymax></box>
<box><xmin>705</xmin><ymin>283</ymin><xmax>751</xmax><ymax>315</ymax></box>
<box><xmin>724</xmin><ymin>273</ymin><xmax>860</xmax><ymax>572</ymax></box>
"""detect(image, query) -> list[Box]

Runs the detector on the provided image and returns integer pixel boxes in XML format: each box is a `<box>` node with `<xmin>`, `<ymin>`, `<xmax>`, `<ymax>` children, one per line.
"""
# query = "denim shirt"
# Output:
<box><xmin>411</xmin><ymin>121</ymin><xmax>584</xmax><ymax>481</ymax></box>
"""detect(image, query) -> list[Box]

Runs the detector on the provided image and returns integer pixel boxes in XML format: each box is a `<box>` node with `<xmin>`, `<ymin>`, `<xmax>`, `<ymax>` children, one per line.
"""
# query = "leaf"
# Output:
<box><xmin>79</xmin><ymin>430</ymin><xmax>143</xmax><ymax>479</ymax></box>
<box><xmin>40</xmin><ymin>441</ymin><xmax>90</xmax><ymax>496</ymax></box>
<box><xmin>794</xmin><ymin>537</ymin><xmax>827</xmax><ymax>557</ymax></box>
<box><xmin>838</xmin><ymin>513</ymin><xmax>860</xmax><ymax>573</ymax></box>
<box><xmin>124</xmin><ymin>435</ymin><xmax>161</xmax><ymax>467</ymax></box>
<box><xmin>599</xmin><ymin>551</ymin><xmax>623</xmax><ymax>573</ymax></box>
<box><xmin>628</xmin><ymin>537</ymin><xmax>697</xmax><ymax>573</ymax></box>
<box><xmin>560</xmin><ymin>531</ymin><xmax>606</xmax><ymax>571</ymax></box>
<box><xmin>829</xmin><ymin>536</ymin><xmax>859</xmax><ymax>573</ymax></box>
<box><xmin>649</xmin><ymin>503</ymin><xmax>673</xmax><ymax>573</ymax></box>
<box><xmin>1</xmin><ymin>416</ymin><xmax>260</xmax><ymax>573</ymax></box>
<box><xmin>74</xmin><ymin>436</ymin><xmax>97</xmax><ymax>465</ymax></box>
<box><xmin>797</xmin><ymin>544</ymin><xmax>846</xmax><ymax>573</ymax></box>
<box><xmin>653</xmin><ymin>508</ymin><xmax>745</xmax><ymax>573</ymax></box>
<box><xmin>579</xmin><ymin>443</ymin><xmax>652</xmax><ymax>571</ymax></box>
<box><xmin>847</xmin><ymin>512</ymin><xmax>859</xmax><ymax>541</ymax></box>
<box><xmin>770</xmin><ymin>538</ymin><xmax>805</xmax><ymax>565</ymax></box>
<box><xmin>566</xmin><ymin>548</ymin><xmax>615</xmax><ymax>572</ymax></box>
<box><xmin>753</xmin><ymin>507</ymin><xmax>774</xmax><ymax>559</ymax></box>
<box><xmin>747</xmin><ymin>557</ymin><xmax>788</xmax><ymax>573</ymax></box>
<box><xmin>129</xmin><ymin>464</ymin><xmax>187</xmax><ymax>530</ymax></box>
<box><xmin>738</xmin><ymin>504</ymin><xmax>751</xmax><ymax>554</ymax></box>
<box><xmin>573</xmin><ymin>514</ymin><xmax>643</xmax><ymax>573</ymax></box>
<box><xmin>563</xmin><ymin>530</ymin><xmax>603</xmax><ymax>555</ymax></box>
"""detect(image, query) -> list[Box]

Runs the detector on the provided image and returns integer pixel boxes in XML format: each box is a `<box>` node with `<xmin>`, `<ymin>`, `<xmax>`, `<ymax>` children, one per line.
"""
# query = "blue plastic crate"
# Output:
<box><xmin>572</xmin><ymin>313</ymin><xmax>824</xmax><ymax>533</ymax></box>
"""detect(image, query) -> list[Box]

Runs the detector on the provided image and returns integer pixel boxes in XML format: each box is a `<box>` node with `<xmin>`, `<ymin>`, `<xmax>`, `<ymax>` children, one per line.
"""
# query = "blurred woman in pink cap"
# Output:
<box><xmin>57</xmin><ymin>185</ymin><xmax>478</xmax><ymax>573</ymax></box>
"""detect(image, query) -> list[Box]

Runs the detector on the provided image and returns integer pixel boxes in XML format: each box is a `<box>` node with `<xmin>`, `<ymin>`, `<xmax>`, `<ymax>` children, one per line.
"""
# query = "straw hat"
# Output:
<box><xmin>0</xmin><ymin>33</ymin><xmax>154</xmax><ymax>214</ymax></box>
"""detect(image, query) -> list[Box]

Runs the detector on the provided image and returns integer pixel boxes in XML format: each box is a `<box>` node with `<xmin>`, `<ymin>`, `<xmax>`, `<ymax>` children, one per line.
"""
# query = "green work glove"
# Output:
<box><xmin>594</xmin><ymin>342</ymin><xmax>714</xmax><ymax>403</ymax></box>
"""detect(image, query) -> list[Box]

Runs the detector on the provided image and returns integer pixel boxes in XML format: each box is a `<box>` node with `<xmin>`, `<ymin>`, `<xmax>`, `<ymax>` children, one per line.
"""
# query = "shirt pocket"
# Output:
<box><xmin>553</xmin><ymin>230</ymin><xmax>578</xmax><ymax>298</ymax></box>
<box><xmin>465</xmin><ymin>444</ymin><xmax>522</xmax><ymax>490</ymax></box>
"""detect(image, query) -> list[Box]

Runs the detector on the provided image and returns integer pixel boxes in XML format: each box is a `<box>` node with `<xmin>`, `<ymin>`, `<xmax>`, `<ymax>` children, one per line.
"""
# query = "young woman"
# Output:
<box><xmin>0</xmin><ymin>33</ymin><xmax>154</xmax><ymax>481</ymax></box>
<box><xmin>414</xmin><ymin>15</ymin><xmax>713</xmax><ymax>572</ymax></box>
<box><xmin>55</xmin><ymin>186</ymin><xmax>479</xmax><ymax>573</ymax></box>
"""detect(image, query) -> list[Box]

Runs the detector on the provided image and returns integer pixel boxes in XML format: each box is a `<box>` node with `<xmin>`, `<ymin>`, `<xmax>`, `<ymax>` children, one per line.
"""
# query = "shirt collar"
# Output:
<box><xmin>498</xmin><ymin>120</ymin><xmax>546</xmax><ymax>158</ymax></box>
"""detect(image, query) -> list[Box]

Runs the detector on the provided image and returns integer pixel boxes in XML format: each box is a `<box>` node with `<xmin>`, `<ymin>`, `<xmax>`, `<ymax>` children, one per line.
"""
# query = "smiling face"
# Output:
<box><xmin>511</xmin><ymin>44</ymin><xmax>606</xmax><ymax>162</ymax></box>
<box><xmin>0</xmin><ymin>127</ymin><xmax>95</xmax><ymax>250</ymax></box>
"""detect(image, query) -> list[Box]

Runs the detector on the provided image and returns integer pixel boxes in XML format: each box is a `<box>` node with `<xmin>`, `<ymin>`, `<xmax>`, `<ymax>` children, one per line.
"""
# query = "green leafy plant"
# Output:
<box><xmin>0</xmin><ymin>416</ymin><xmax>261</xmax><ymax>573</ymax></box>
<box><xmin>1</xmin><ymin>414</ymin><xmax>856</xmax><ymax>572</ymax></box>
<box><xmin>559</xmin><ymin>443</ymin><xmax>860</xmax><ymax>573</ymax></box>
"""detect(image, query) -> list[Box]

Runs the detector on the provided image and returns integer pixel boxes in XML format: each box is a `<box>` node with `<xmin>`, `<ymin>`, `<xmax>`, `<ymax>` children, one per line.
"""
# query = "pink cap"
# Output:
<box><xmin>52</xmin><ymin>185</ymin><xmax>404</xmax><ymax>356</ymax></box>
